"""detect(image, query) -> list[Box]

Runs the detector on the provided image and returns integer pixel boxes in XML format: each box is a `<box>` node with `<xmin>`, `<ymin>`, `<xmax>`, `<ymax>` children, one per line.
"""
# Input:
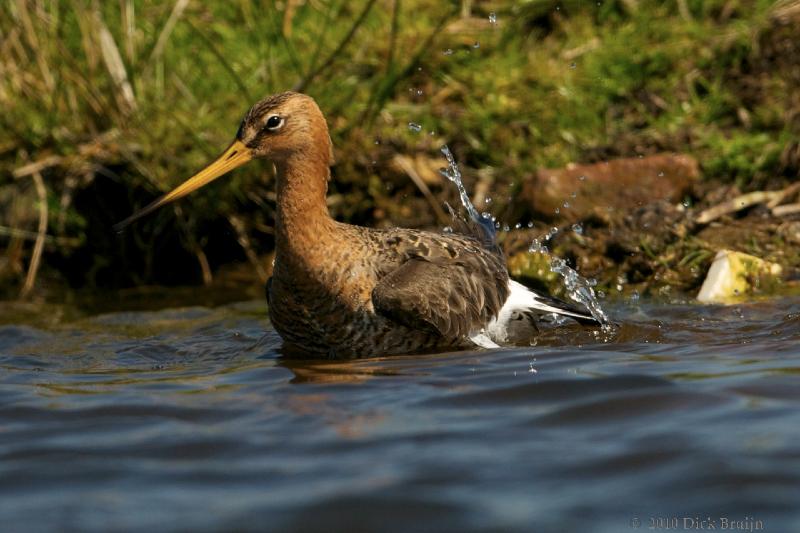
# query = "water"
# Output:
<box><xmin>439</xmin><ymin>145</ymin><xmax>610</xmax><ymax>330</ymax></box>
<box><xmin>439</xmin><ymin>145</ymin><xmax>498</xmax><ymax>247</ymax></box>
<box><xmin>2</xmin><ymin>297</ymin><xmax>800</xmax><ymax>531</ymax></box>
<box><xmin>439</xmin><ymin>145</ymin><xmax>481</xmax><ymax>223</ymax></box>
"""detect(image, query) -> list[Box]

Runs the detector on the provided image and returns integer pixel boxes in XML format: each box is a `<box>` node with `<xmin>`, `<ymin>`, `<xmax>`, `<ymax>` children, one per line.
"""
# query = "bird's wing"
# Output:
<box><xmin>371</xmin><ymin>241</ymin><xmax>509</xmax><ymax>340</ymax></box>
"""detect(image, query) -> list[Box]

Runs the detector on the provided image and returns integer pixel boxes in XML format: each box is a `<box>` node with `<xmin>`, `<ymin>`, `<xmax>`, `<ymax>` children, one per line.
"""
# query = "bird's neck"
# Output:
<box><xmin>273</xmin><ymin>153</ymin><xmax>336</xmax><ymax>263</ymax></box>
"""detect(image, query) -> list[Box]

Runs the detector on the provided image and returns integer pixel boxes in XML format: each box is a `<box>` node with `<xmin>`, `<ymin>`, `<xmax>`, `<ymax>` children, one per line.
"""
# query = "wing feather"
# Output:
<box><xmin>372</xmin><ymin>235</ymin><xmax>509</xmax><ymax>340</ymax></box>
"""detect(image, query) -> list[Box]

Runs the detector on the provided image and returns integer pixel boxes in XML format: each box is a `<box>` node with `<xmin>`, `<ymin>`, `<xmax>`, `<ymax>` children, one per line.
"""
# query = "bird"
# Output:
<box><xmin>115</xmin><ymin>91</ymin><xmax>600</xmax><ymax>358</ymax></box>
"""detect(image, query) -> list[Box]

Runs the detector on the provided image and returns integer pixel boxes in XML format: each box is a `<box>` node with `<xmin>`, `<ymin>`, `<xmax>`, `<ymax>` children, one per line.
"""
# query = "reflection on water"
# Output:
<box><xmin>1</xmin><ymin>298</ymin><xmax>800</xmax><ymax>532</ymax></box>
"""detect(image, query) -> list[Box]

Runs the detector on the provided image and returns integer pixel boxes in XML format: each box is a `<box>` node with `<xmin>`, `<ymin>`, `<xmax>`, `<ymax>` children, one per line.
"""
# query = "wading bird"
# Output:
<box><xmin>116</xmin><ymin>92</ymin><xmax>598</xmax><ymax>358</ymax></box>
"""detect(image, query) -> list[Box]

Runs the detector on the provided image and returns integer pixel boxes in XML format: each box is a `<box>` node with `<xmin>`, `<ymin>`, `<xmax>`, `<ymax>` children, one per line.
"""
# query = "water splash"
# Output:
<box><xmin>527</xmin><ymin>227</ymin><xmax>612</xmax><ymax>332</ymax></box>
<box><xmin>440</xmin><ymin>145</ymin><xmax>612</xmax><ymax>334</ymax></box>
<box><xmin>439</xmin><ymin>145</ymin><xmax>496</xmax><ymax>241</ymax></box>
<box><xmin>549</xmin><ymin>255</ymin><xmax>613</xmax><ymax>334</ymax></box>
<box><xmin>529</xmin><ymin>227</ymin><xmax>559</xmax><ymax>253</ymax></box>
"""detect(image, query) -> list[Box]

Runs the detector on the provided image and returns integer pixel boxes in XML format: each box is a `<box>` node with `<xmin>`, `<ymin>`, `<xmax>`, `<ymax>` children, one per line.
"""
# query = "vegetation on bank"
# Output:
<box><xmin>1</xmin><ymin>0</ymin><xmax>798</xmax><ymax>300</ymax></box>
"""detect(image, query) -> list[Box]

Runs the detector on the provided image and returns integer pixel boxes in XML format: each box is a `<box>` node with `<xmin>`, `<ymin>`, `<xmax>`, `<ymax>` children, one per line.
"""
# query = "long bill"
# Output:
<box><xmin>113</xmin><ymin>139</ymin><xmax>252</xmax><ymax>231</ymax></box>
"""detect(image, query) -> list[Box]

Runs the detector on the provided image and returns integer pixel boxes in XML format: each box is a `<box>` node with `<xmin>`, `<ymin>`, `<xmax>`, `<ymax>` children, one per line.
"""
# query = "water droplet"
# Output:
<box><xmin>563</xmin><ymin>201</ymin><xmax>570</xmax><ymax>208</ymax></box>
<box><xmin>514</xmin><ymin>223</ymin><xmax>522</xmax><ymax>229</ymax></box>
<box><xmin>570</xmin><ymin>192</ymin><xmax>577</xmax><ymax>198</ymax></box>
<box><xmin>484</xmin><ymin>197</ymin><xmax>493</xmax><ymax>205</ymax></box>
<box><xmin>571</xmin><ymin>223</ymin><xmax>583</xmax><ymax>235</ymax></box>
<box><xmin>527</xmin><ymin>221</ymin><xmax>534</xmax><ymax>228</ymax></box>
<box><xmin>443</xmin><ymin>48</ymin><xmax>454</xmax><ymax>56</ymax></box>
<box><xmin>429</xmin><ymin>131</ymin><xmax>436</xmax><ymax>136</ymax></box>
<box><xmin>473</xmin><ymin>41</ymin><xmax>480</xmax><ymax>49</ymax></box>
<box><xmin>658</xmin><ymin>171</ymin><xmax>664</xmax><ymax>177</ymax></box>
<box><xmin>682</xmin><ymin>200</ymin><xmax>691</xmax><ymax>208</ymax></box>
<box><xmin>408</xmin><ymin>122</ymin><xmax>422</xmax><ymax>133</ymax></box>
<box><xmin>489</xmin><ymin>12</ymin><xmax>497</xmax><ymax>24</ymax></box>
<box><xmin>416</xmin><ymin>89</ymin><xmax>424</xmax><ymax>96</ymax></box>
<box><xmin>554</xmin><ymin>208</ymin><xmax>560</xmax><ymax>214</ymax></box>
<box><xmin>528</xmin><ymin>239</ymin><xmax>548</xmax><ymax>254</ymax></box>
<box><xmin>569</xmin><ymin>62</ymin><xmax>576</xmax><ymax>69</ymax></box>
<box><xmin>630</xmin><ymin>290</ymin><xmax>640</xmax><ymax>303</ymax></box>
<box><xmin>578</xmin><ymin>175</ymin><xmax>587</xmax><ymax>181</ymax></box>
<box><xmin>374</xmin><ymin>139</ymin><xmax>380</xmax><ymax>145</ymax></box>
<box><xmin>502</xmin><ymin>224</ymin><xmax>510</xmax><ymax>232</ymax></box>
<box><xmin>443</xmin><ymin>226</ymin><xmax>453</xmax><ymax>233</ymax></box>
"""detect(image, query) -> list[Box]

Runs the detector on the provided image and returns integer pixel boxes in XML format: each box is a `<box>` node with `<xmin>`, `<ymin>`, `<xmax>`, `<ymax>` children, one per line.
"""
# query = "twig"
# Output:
<box><xmin>20</xmin><ymin>171</ymin><xmax>48</xmax><ymax>299</ymax></box>
<box><xmin>393</xmin><ymin>155</ymin><xmax>449</xmax><ymax>224</ymax></box>
<box><xmin>228</xmin><ymin>215</ymin><xmax>269</xmax><ymax>284</ymax></box>
<box><xmin>96</xmin><ymin>12</ymin><xmax>137</xmax><ymax>112</ymax></box>
<box><xmin>294</xmin><ymin>0</ymin><xmax>379</xmax><ymax>92</ymax></box>
<box><xmin>12</xmin><ymin>154</ymin><xmax>64</xmax><ymax>178</ymax></box>
<box><xmin>0</xmin><ymin>225</ymin><xmax>80</xmax><ymax>247</ymax></box>
<box><xmin>194</xmin><ymin>246</ymin><xmax>213</xmax><ymax>286</ymax></box>
<box><xmin>148</xmin><ymin>0</ymin><xmax>190</xmax><ymax>64</ymax></box>
<box><xmin>562</xmin><ymin>38</ymin><xmax>600</xmax><ymax>61</ymax></box>
<box><xmin>677</xmin><ymin>0</ymin><xmax>694</xmax><ymax>21</ymax></box>
<box><xmin>282</xmin><ymin>0</ymin><xmax>303</xmax><ymax>37</ymax></box>
<box><xmin>695</xmin><ymin>190</ymin><xmax>781</xmax><ymax>224</ymax></box>
<box><xmin>772</xmin><ymin>203</ymin><xmax>800</xmax><ymax>217</ymax></box>
<box><xmin>766</xmin><ymin>181</ymin><xmax>800</xmax><ymax>208</ymax></box>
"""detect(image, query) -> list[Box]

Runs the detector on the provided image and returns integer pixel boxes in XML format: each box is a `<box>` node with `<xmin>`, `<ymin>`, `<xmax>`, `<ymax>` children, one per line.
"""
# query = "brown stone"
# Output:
<box><xmin>520</xmin><ymin>153</ymin><xmax>700</xmax><ymax>223</ymax></box>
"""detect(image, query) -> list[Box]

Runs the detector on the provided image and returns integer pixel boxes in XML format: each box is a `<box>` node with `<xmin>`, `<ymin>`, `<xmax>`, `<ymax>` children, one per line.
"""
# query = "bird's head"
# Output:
<box><xmin>114</xmin><ymin>91</ymin><xmax>333</xmax><ymax>231</ymax></box>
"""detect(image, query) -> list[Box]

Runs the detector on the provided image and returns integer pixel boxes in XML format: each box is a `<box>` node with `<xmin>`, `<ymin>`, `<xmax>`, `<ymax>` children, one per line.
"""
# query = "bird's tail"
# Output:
<box><xmin>483</xmin><ymin>280</ymin><xmax>600</xmax><ymax>344</ymax></box>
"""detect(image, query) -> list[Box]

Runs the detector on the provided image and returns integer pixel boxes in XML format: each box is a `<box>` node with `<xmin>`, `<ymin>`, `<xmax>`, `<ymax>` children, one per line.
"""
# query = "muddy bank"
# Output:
<box><xmin>2</xmin><ymin>1</ymin><xmax>799</xmax><ymax>303</ymax></box>
<box><xmin>503</xmin><ymin>153</ymin><xmax>800</xmax><ymax>301</ymax></box>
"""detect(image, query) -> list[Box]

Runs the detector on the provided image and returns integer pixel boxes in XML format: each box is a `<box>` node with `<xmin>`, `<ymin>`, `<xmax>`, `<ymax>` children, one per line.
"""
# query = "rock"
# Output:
<box><xmin>519</xmin><ymin>153</ymin><xmax>700</xmax><ymax>222</ymax></box>
<box><xmin>697</xmin><ymin>250</ymin><xmax>783</xmax><ymax>304</ymax></box>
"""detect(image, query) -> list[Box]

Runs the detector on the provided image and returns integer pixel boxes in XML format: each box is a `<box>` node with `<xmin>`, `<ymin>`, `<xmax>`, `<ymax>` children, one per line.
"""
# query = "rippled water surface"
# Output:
<box><xmin>2</xmin><ymin>297</ymin><xmax>800</xmax><ymax>532</ymax></box>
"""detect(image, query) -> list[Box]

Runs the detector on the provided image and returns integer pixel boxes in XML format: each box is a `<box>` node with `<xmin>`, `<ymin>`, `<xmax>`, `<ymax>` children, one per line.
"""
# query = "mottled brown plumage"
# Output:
<box><xmin>116</xmin><ymin>92</ymin><xmax>591</xmax><ymax>358</ymax></box>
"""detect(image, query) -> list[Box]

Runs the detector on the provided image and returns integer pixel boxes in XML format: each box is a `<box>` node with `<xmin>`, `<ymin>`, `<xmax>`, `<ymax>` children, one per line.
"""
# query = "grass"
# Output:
<box><xmin>1</xmin><ymin>0</ymin><xmax>798</xmax><ymax>295</ymax></box>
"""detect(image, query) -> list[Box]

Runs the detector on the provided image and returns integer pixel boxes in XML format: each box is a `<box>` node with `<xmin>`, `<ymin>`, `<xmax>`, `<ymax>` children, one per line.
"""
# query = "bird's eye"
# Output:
<box><xmin>265</xmin><ymin>115</ymin><xmax>284</xmax><ymax>130</ymax></box>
